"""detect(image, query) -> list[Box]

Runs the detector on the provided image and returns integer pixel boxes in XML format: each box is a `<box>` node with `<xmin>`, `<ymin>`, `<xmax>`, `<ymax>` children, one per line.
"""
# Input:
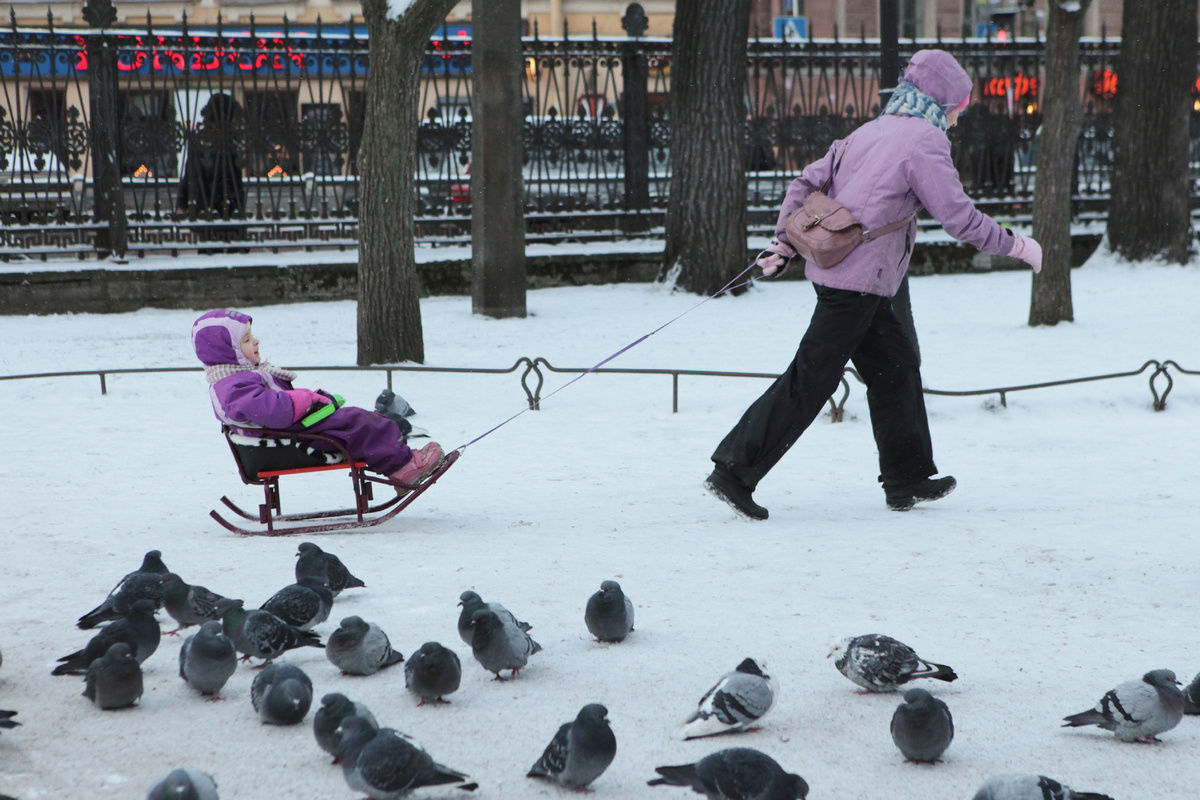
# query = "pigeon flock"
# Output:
<box><xmin>7</xmin><ymin>542</ymin><xmax>1192</xmax><ymax>799</ymax></box>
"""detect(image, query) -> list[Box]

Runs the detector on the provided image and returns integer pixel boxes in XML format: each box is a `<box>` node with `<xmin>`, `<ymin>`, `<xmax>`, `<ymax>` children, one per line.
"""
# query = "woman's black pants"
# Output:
<box><xmin>711</xmin><ymin>284</ymin><xmax>936</xmax><ymax>492</ymax></box>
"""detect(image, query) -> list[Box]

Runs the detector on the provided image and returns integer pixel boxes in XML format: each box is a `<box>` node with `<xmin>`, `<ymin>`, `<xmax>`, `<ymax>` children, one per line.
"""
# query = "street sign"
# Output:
<box><xmin>774</xmin><ymin>16</ymin><xmax>808</xmax><ymax>41</ymax></box>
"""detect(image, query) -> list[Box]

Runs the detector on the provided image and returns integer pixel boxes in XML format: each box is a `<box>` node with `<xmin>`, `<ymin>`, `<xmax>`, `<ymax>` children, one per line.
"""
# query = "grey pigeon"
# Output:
<box><xmin>675</xmin><ymin>658</ymin><xmax>777</xmax><ymax>740</ymax></box>
<box><xmin>145</xmin><ymin>767</ymin><xmax>220</xmax><ymax>800</ymax></box>
<box><xmin>1182</xmin><ymin>671</ymin><xmax>1200</xmax><ymax>714</ymax></box>
<box><xmin>179</xmin><ymin>620</ymin><xmax>238</xmax><ymax>698</ymax></box>
<box><xmin>468</xmin><ymin>608</ymin><xmax>542</xmax><ymax>679</ymax></box>
<box><xmin>216</xmin><ymin>598</ymin><xmax>322</xmax><ymax>663</ymax></box>
<box><xmin>83</xmin><ymin>642</ymin><xmax>143</xmax><ymax>709</ymax></box>
<box><xmin>828</xmin><ymin>634</ymin><xmax>957</xmax><ymax>692</ymax></box>
<box><xmin>326</xmin><ymin>616</ymin><xmax>404</xmax><ymax>676</ymax></box>
<box><xmin>584</xmin><ymin>580</ymin><xmax>635</xmax><ymax>642</ymax></box>
<box><xmin>404</xmin><ymin>641</ymin><xmax>462</xmax><ymax>705</ymax></box>
<box><xmin>648</xmin><ymin>747</ymin><xmax>809</xmax><ymax>800</ymax></box>
<box><xmin>1062</xmin><ymin>668</ymin><xmax>1184</xmax><ymax>742</ymax></box>
<box><xmin>0</xmin><ymin>710</ymin><xmax>18</xmax><ymax>731</ymax></box>
<box><xmin>971</xmin><ymin>774</ymin><xmax>1114</xmax><ymax>800</ymax></box>
<box><xmin>295</xmin><ymin>542</ymin><xmax>365</xmax><ymax>597</ymax></box>
<box><xmin>161</xmin><ymin>573</ymin><xmax>235</xmax><ymax>635</ymax></box>
<box><xmin>456</xmin><ymin>590</ymin><xmax>532</xmax><ymax>646</ymax></box>
<box><xmin>335</xmin><ymin>717</ymin><xmax>478</xmax><ymax>797</ymax></box>
<box><xmin>54</xmin><ymin>598</ymin><xmax>161</xmax><ymax>675</ymax></box>
<box><xmin>260</xmin><ymin>579</ymin><xmax>333</xmax><ymax>630</ymax></box>
<box><xmin>527</xmin><ymin>703</ymin><xmax>617</xmax><ymax>790</ymax></box>
<box><xmin>314</xmin><ymin>693</ymin><xmax>378</xmax><ymax>761</ymax></box>
<box><xmin>250</xmin><ymin>662</ymin><xmax>313</xmax><ymax>725</ymax></box>
<box><xmin>77</xmin><ymin>549</ymin><xmax>169</xmax><ymax>629</ymax></box>
<box><xmin>890</xmin><ymin>688</ymin><xmax>953</xmax><ymax>762</ymax></box>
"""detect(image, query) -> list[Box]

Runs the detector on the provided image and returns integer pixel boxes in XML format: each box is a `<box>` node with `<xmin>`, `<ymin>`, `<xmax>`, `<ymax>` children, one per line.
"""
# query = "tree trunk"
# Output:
<box><xmin>1029</xmin><ymin>0</ymin><xmax>1090</xmax><ymax>327</ymax></box>
<box><xmin>357</xmin><ymin>0</ymin><xmax>458</xmax><ymax>365</ymax></box>
<box><xmin>661</xmin><ymin>0</ymin><xmax>751</xmax><ymax>295</ymax></box>
<box><xmin>1107</xmin><ymin>0</ymin><xmax>1196</xmax><ymax>264</ymax></box>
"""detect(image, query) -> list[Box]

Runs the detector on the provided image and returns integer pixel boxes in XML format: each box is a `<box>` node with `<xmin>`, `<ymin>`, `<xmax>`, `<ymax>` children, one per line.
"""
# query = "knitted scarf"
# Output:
<box><xmin>204</xmin><ymin>362</ymin><xmax>297</xmax><ymax>386</ymax></box>
<box><xmin>882</xmin><ymin>82</ymin><xmax>949</xmax><ymax>132</ymax></box>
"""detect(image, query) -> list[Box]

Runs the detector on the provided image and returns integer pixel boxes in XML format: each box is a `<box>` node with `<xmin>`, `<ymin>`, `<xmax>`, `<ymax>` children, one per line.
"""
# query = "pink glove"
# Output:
<box><xmin>1010</xmin><ymin>234</ymin><xmax>1042</xmax><ymax>274</ymax></box>
<box><xmin>285</xmin><ymin>388</ymin><xmax>329</xmax><ymax>422</ymax></box>
<box><xmin>756</xmin><ymin>238</ymin><xmax>797</xmax><ymax>278</ymax></box>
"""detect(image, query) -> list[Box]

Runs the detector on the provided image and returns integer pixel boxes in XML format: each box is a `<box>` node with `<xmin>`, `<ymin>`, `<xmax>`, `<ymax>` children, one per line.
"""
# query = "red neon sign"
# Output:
<box><xmin>981</xmin><ymin>73</ymin><xmax>1038</xmax><ymax>100</ymax></box>
<box><xmin>72</xmin><ymin>34</ymin><xmax>307</xmax><ymax>73</ymax></box>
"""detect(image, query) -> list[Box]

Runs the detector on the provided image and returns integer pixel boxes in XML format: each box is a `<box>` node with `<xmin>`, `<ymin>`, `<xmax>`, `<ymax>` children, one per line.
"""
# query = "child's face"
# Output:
<box><xmin>240</xmin><ymin>326</ymin><xmax>261</xmax><ymax>364</ymax></box>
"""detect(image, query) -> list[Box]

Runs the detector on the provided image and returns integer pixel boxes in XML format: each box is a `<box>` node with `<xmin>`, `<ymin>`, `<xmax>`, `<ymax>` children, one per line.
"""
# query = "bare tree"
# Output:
<box><xmin>1028</xmin><ymin>0</ymin><xmax>1091</xmax><ymax>326</ymax></box>
<box><xmin>661</xmin><ymin>0</ymin><xmax>752</xmax><ymax>295</ymax></box>
<box><xmin>1107</xmin><ymin>0</ymin><xmax>1196</xmax><ymax>263</ymax></box>
<box><xmin>357</xmin><ymin>0</ymin><xmax>458</xmax><ymax>365</ymax></box>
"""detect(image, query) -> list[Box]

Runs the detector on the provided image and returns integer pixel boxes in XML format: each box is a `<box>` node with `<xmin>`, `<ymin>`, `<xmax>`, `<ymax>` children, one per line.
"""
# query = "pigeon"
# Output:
<box><xmin>890</xmin><ymin>688</ymin><xmax>953</xmax><ymax>762</ymax></box>
<box><xmin>675</xmin><ymin>658</ymin><xmax>777</xmax><ymax>740</ymax></box>
<box><xmin>314</xmin><ymin>693</ymin><xmax>379</xmax><ymax>762</ymax></box>
<box><xmin>0</xmin><ymin>710</ymin><xmax>19</xmax><ymax>731</ymax></box>
<box><xmin>468</xmin><ymin>608</ymin><xmax>542</xmax><ymax>679</ymax></box>
<box><xmin>77</xmin><ymin>549</ymin><xmax>169</xmax><ymax>629</ymax></box>
<box><xmin>1182</xmin><ymin>671</ymin><xmax>1200</xmax><ymax>714</ymax></box>
<box><xmin>335</xmin><ymin>717</ymin><xmax>478</xmax><ymax>797</ymax></box>
<box><xmin>260</xmin><ymin>579</ymin><xmax>333</xmax><ymax>630</ymax></box>
<box><xmin>585</xmin><ymin>580</ymin><xmax>635</xmax><ymax>642</ymax></box>
<box><xmin>179</xmin><ymin>620</ymin><xmax>238</xmax><ymax>698</ymax></box>
<box><xmin>145</xmin><ymin>767</ymin><xmax>220</xmax><ymax>800</ymax></box>
<box><xmin>251</xmin><ymin>662</ymin><xmax>313</xmax><ymax>725</ymax></box>
<box><xmin>456</xmin><ymin>590</ymin><xmax>532</xmax><ymax>646</ymax></box>
<box><xmin>326</xmin><ymin>616</ymin><xmax>404</xmax><ymax>676</ymax></box>
<box><xmin>527</xmin><ymin>703</ymin><xmax>617</xmax><ymax>790</ymax></box>
<box><xmin>161</xmin><ymin>573</ymin><xmax>235</xmax><ymax>635</ymax></box>
<box><xmin>1062</xmin><ymin>668</ymin><xmax>1184</xmax><ymax>742</ymax></box>
<box><xmin>971</xmin><ymin>774</ymin><xmax>1114</xmax><ymax>800</ymax></box>
<box><xmin>83</xmin><ymin>642</ymin><xmax>143</xmax><ymax>709</ymax></box>
<box><xmin>828</xmin><ymin>634</ymin><xmax>957</xmax><ymax>692</ymax></box>
<box><xmin>53</xmin><ymin>598</ymin><xmax>162</xmax><ymax>675</ymax></box>
<box><xmin>648</xmin><ymin>747</ymin><xmax>809</xmax><ymax>800</ymax></box>
<box><xmin>216</xmin><ymin>598</ymin><xmax>322</xmax><ymax>663</ymax></box>
<box><xmin>295</xmin><ymin>542</ymin><xmax>365</xmax><ymax>597</ymax></box>
<box><xmin>404</xmin><ymin>641</ymin><xmax>462</xmax><ymax>705</ymax></box>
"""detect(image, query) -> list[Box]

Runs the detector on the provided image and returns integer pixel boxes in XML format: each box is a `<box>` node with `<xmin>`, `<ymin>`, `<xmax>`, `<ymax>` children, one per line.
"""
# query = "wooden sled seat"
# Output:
<box><xmin>210</xmin><ymin>424</ymin><xmax>458</xmax><ymax>536</ymax></box>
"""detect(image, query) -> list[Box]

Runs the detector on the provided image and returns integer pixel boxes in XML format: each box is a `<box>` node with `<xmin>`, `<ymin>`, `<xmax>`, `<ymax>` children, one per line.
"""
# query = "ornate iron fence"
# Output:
<box><xmin>0</xmin><ymin>1</ymin><xmax>1196</xmax><ymax>259</ymax></box>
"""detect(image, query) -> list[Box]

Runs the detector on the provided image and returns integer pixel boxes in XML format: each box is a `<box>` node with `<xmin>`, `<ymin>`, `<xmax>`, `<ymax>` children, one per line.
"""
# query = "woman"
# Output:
<box><xmin>706</xmin><ymin>49</ymin><xmax>1042</xmax><ymax>520</ymax></box>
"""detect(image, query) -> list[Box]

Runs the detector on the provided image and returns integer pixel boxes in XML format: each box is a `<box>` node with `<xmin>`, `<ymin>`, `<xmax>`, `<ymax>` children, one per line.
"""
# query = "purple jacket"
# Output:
<box><xmin>776</xmin><ymin>49</ymin><xmax>1016</xmax><ymax>297</ymax></box>
<box><xmin>192</xmin><ymin>309</ymin><xmax>296</xmax><ymax>429</ymax></box>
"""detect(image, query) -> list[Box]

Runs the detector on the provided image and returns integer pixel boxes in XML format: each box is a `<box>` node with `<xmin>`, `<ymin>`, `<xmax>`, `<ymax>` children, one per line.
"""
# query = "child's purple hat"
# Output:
<box><xmin>903</xmin><ymin>49</ymin><xmax>973</xmax><ymax>111</ymax></box>
<box><xmin>192</xmin><ymin>309</ymin><xmax>253</xmax><ymax>366</ymax></box>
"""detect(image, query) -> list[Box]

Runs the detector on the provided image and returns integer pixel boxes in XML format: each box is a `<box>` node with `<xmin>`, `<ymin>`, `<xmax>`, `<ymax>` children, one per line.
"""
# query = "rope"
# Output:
<box><xmin>453</xmin><ymin>261</ymin><xmax>761</xmax><ymax>453</ymax></box>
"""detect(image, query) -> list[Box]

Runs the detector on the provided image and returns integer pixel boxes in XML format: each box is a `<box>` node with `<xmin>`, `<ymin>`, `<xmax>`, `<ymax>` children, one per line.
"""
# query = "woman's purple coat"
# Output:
<box><xmin>775</xmin><ymin>49</ymin><xmax>1016</xmax><ymax>298</ymax></box>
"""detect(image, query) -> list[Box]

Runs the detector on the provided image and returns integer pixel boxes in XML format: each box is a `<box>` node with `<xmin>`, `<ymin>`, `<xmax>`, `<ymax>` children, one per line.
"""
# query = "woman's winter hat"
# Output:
<box><xmin>903</xmin><ymin>49</ymin><xmax>973</xmax><ymax>111</ymax></box>
<box><xmin>192</xmin><ymin>309</ymin><xmax>254</xmax><ymax>366</ymax></box>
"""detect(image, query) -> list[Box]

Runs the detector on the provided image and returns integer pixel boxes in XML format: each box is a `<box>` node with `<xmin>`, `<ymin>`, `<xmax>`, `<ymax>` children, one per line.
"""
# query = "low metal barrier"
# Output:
<box><xmin>2</xmin><ymin>357</ymin><xmax>1192</xmax><ymax>419</ymax></box>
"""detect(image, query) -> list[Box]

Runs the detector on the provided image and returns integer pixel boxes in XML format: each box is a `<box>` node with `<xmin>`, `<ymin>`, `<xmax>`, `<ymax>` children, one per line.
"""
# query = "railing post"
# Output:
<box><xmin>82</xmin><ymin>0</ymin><xmax>128</xmax><ymax>258</ymax></box>
<box><xmin>620</xmin><ymin>3</ymin><xmax>650</xmax><ymax>232</ymax></box>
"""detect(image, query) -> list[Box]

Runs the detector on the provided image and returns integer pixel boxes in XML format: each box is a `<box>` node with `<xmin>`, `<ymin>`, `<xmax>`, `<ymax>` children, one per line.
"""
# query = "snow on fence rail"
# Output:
<box><xmin>1</xmin><ymin>358</ymin><xmax>1193</xmax><ymax>418</ymax></box>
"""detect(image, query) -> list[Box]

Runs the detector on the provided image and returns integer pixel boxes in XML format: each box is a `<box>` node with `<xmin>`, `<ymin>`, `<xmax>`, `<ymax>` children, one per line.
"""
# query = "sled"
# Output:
<box><xmin>209</xmin><ymin>424</ymin><xmax>459</xmax><ymax>536</ymax></box>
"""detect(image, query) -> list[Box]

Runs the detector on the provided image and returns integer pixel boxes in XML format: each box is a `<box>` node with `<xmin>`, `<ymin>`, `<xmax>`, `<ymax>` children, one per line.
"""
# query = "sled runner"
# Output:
<box><xmin>209</xmin><ymin>425</ymin><xmax>458</xmax><ymax>536</ymax></box>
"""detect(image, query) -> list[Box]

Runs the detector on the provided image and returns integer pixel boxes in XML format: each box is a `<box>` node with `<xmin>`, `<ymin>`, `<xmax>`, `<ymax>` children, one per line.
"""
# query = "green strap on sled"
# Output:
<box><xmin>299</xmin><ymin>393</ymin><xmax>344</xmax><ymax>427</ymax></box>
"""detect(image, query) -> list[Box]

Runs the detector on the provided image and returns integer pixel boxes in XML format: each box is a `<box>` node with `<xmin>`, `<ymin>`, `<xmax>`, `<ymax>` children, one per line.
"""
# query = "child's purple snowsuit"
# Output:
<box><xmin>192</xmin><ymin>309</ymin><xmax>413</xmax><ymax>475</ymax></box>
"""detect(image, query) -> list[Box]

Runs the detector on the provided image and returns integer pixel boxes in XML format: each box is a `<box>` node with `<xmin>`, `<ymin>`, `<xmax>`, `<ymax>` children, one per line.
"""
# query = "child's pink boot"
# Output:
<box><xmin>389</xmin><ymin>442</ymin><xmax>444</xmax><ymax>488</ymax></box>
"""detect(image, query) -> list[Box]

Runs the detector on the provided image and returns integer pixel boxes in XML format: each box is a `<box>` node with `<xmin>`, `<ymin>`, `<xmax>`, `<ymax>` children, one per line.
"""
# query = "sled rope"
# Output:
<box><xmin>454</xmin><ymin>261</ymin><xmax>760</xmax><ymax>453</ymax></box>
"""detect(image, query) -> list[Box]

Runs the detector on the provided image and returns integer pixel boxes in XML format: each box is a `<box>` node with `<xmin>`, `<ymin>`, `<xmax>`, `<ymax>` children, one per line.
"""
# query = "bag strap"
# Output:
<box><xmin>820</xmin><ymin>142</ymin><xmax>915</xmax><ymax>239</ymax></box>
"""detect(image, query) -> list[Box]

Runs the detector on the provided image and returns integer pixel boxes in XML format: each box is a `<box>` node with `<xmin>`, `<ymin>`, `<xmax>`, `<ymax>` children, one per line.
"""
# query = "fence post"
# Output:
<box><xmin>83</xmin><ymin>0</ymin><xmax>128</xmax><ymax>257</ymax></box>
<box><xmin>620</xmin><ymin>3</ymin><xmax>650</xmax><ymax>232</ymax></box>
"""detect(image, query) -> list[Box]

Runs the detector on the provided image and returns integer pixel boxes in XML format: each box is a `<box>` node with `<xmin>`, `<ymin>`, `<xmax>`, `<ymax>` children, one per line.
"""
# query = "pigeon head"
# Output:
<box><xmin>321</xmin><ymin>693</ymin><xmax>353</xmax><ymax>713</ymax></box>
<box><xmin>297</xmin><ymin>542</ymin><xmax>323</xmax><ymax>558</ymax></box>
<box><xmin>418</xmin><ymin>642</ymin><xmax>443</xmax><ymax>657</ymax></box>
<box><xmin>827</xmin><ymin>637</ymin><xmax>852</xmax><ymax>669</ymax></box>
<box><xmin>140</xmin><ymin>550</ymin><xmax>168</xmax><ymax>573</ymax></box>
<box><xmin>458</xmin><ymin>590</ymin><xmax>482</xmax><ymax>609</ymax></box>
<box><xmin>128</xmin><ymin>598</ymin><xmax>158</xmax><ymax>618</ymax></box>
<box><xmin>578</xmin><ymin>703</ymin><xmax>609</xmax><ymax>725</ymax></box>
<box><xmin>198</xmin><ymin>620</ymin><xmax>224</xmax><ymax>636</ymax></box>
<box><xmin>784</xmin><ymin>772</ymin><xmax>810</xmax><ymax>800</ymax></box>
<box><xmin>215</xmin><ymin>598</ymin><xmax>244</xmax><ymax>615</ymax></box>
<box><xmin>105</xmin><ymin>641</ymin><xmax>135</xmax><ymax>661</ymax></box>
<box><xmin>335</xmin><ymin>715</ymin><xmax>378</xmax><ymax>764</ymax></box>
<box><xmin>902</xmin><ymin>687</ymin><xmax>935</xmax><ymax>705</ymax></box>
<box><xmin>735</xmin><ymin>658</ymin><xmax>767</xmax><ymax>677</ymax></box>
<box><xmin>1144</xmin><ymin>669</ymin><xmax>1181</xmax><ymax>688</ymax></box>
<box><xmin>338</xmin><ymin>616</ymin><xmax>369</xmax><ymax>634</ymax></box>
<box><xmin>598</xmin><ymin>580</ymin><xmax>621</xmax><ymax>595</ymax></box>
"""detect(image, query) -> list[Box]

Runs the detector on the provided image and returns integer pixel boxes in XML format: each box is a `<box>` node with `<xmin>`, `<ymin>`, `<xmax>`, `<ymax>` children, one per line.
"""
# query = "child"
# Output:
<box><xmin>192</xmin><ymin>309</ymin><xmax>443</xmax><ymax>487</ymax></box>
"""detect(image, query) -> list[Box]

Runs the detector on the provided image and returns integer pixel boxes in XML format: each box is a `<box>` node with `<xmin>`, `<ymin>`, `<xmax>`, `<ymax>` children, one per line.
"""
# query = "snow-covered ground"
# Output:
<box><xmin>0</xmin><ymin>246</ymin><xmax>1197</xmax><ymax>799</ymax></box>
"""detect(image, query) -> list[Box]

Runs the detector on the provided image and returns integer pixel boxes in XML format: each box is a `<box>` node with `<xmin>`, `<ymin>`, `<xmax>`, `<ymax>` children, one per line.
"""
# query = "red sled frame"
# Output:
<box><xmin>210</xmin><ymin>424</ymin><xmax>459</xmax><ymax>536</ymax></box>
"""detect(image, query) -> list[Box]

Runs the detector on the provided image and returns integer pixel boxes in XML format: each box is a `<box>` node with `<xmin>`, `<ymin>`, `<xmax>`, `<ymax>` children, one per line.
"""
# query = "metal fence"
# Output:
<box><xmin>0</xmin><ymin>1</ymin><xmax>1196</xmax><ymax>259</ymax></box>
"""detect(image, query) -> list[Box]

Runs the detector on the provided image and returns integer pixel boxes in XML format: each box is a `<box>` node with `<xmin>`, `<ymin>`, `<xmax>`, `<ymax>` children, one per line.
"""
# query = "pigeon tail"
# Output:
<box><xmin>296</xmin><ymin>629</ymin><xmax>325</xmax><ymax>649</ymax></box>
<box><xmin>421</xmin><ymin>765</ymin><xmax>477</xmax><ymax>791</ymax></box>
<box><xmin>77</xmin><ymin>603</ymin><xmax>119</xmax><ymax>630</ymax></box>
<box><xmin>648</xmin><ymin>765</ymin><xmax>702</xmax><ymax>791</ymax></box>
<box><xmin>1062</xmin><ymin>708</ymin><xmax>1109</xmax><ymax>728</ymax></box>
<box><xmin>385</xmin><ymin>649</ymin><xmax>405</xmax><ymax>668</ymax></box>
<box><xmin>674</xmin><ymin>714</ymin><xmax>740</xmax><ymax>740</ymax></box>
<box><xmin>529</xmin><ymin>638</ymin><xmax>543</xmax><ymax>655</ymax></box>
<box><xmin>915</xmin><ymin>660</ymin><xmax>957</xmax><ymax>683</ymax></box>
